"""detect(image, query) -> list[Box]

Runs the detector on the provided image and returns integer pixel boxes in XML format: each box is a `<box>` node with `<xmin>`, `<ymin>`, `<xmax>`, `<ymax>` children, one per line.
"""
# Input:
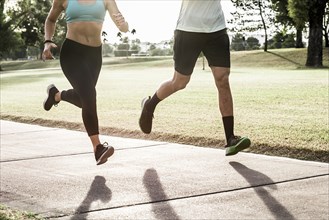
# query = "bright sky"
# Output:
<box><xmin>5</xmin><ymin>0</ymin><xmax>235</xmax><ymax>44</ymax></box>
<box><xmin>103</xmin><ymin>0</ymin><xmax>235</xmax><ymax>44</ymax></box>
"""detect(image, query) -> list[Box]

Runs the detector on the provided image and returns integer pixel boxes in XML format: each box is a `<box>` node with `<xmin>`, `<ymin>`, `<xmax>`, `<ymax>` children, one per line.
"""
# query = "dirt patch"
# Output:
<box><xmin>1</xmin><ymin>114</ymin><xmax>328</xmax><ymax>163</ymax></box>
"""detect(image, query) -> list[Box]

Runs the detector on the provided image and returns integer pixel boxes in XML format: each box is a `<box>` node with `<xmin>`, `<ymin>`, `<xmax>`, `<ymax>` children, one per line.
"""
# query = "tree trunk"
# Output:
<box><xmin>296</xmin><ymin>28</ymin><xmax>304</xmax><ymax>48</ymax></box>
<box><xmin>306</xmin><ymin>0</ymin><xmax>327</xmax><ymax>67</ymax></box>
<box><xmin>258</xmin><ymin>0</ymin><xmax>268</xmax><ymax>52</ymax></box>
<box><xmin>324</xmin><ymin>29</ymin><xmax>329</xmax><ymax>47</ymax></box>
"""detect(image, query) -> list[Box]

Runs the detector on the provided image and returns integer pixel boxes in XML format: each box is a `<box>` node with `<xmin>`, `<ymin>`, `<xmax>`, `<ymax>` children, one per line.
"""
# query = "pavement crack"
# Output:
<box><xmin>0</xmin><ymin>143</ymin><xmax>169</xmax><ymax>163</ymax></box>
<box><xmin>1</xmin><ymin>128</ymin><xmax>61</xmax><ymax>135</ymax></box>
<box><xmin>109</xmin><ymin>173</ymin><xmax>328</xmax><ymax>208</ymax></box>
<box><xmin>0</xmin><ymin>152</ymin><xmax>92</xmax><ymax>163</ymax></box>
<box><xmin>46</xmin><ymin>173</ymin><xmax>328</xmax><ymax>219</ymax></box>
<box><xmin>118</xmin><ymin>143</ymin><xmax>169</xmax><ymax>150</ymax></box>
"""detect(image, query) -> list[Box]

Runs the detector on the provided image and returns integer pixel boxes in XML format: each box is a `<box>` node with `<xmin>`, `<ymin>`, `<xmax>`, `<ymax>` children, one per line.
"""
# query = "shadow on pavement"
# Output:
<box><xmin>230</xmin><ymin>162</ymin><xmax>295</xmax><ymax>220</ymax></box>
<box><xmin>71</xmin><ymin>176</ymin><xmax>112</xmax><ymax>220</ymax></box>
<box><xmin>143</xmin><ymin>168</ymin><xmax>181</xmax><ymax>220</ymax></box>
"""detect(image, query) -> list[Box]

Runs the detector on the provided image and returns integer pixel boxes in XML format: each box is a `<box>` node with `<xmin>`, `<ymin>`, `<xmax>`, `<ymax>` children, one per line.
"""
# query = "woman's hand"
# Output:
<box><xmin>42</xmin><ymin>42</ymin><xmax>57</xmax><ymax>61</ymax></box>
<box><xmin>113</xmin><ymin>13</ymin><xmax>129</xmax><ymax>33</ymax></box>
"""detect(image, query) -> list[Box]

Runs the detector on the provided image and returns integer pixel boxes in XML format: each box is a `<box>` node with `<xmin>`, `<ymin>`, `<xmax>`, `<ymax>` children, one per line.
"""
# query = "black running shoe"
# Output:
<box><xmin>225</xmin><ymin>136</ymin><xmax>251</xmax><ymax>156</ymax></box>
<box><xmin>95</xmin><ymin>142</ymin><xmax>114</xmax><ymax>165</ymax></box>
<box><xmin>43</xmin><ymin>84</ymin><xmax>59</xmax><ymax>111</ymax></box>
<box><xmin>139</xmin><ymin>96</ymin><xmax>154</xmax><ymax>134</ymax></box>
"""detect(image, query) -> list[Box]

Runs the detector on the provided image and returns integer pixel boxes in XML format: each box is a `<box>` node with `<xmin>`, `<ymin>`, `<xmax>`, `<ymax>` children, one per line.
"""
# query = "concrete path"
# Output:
<box><xmin>0</xmin><ymin>120</ymin><xmax>328</xmax><ymax>219</ymax></box>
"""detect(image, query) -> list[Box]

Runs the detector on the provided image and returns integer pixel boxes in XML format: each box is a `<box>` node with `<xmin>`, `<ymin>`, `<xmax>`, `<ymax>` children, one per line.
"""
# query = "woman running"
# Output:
<box><xmin>42</xmin><ymin>0</ymin><xmax>129</xmax><ymax>165</ymax></box>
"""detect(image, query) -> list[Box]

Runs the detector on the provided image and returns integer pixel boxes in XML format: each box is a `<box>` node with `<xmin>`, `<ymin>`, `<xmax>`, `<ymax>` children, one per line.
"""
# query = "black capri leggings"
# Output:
<box><xmin>60</xmin><ymin>38</ymin><xmax>102</xmax><ymax>136</ymax></box>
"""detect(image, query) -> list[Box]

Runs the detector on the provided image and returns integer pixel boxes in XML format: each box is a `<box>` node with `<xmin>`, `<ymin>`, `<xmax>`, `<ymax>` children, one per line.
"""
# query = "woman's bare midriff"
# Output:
<box><xmin>66</xmin><ymin>21</ymin><xmax>103</xmax><ymax>47</ymax></box>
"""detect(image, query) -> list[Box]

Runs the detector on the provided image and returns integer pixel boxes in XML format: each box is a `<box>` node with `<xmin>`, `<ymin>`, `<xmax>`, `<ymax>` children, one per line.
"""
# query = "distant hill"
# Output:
<box><xmin>1</xmin><ymin>48</ymin><xmax>328</xmax><ymax>71</ymax></box>
<box><xmin>231</xmin><ymin>48</ymin><xmax>329</xmax><ymax>69</ymax></box>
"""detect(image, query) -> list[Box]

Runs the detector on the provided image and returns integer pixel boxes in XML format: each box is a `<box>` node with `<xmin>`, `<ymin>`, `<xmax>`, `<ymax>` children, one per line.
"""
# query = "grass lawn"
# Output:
<box><xmin>1</xmin><ymin>48</ymin><xmax>328</xmax><ymax>163</ymax></box>
<box><xmin>0</xmin><ymin>204</ymin><xmax>44</xmax><ymax>220</ymax></box>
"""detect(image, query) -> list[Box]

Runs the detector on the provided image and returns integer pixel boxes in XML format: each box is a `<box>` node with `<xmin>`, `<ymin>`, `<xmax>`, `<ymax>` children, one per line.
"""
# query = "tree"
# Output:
<box><xmin>246</xmin><ymin>36</ymin><xmax>260</xmax><ymax>50</ymax></box>
<box><xmin>102</xmin><ymin>31</ymin><xmax>107</xmax><ymax>43</ymax></box>
<box><xmin>324</xmin><ymin>4</ymin><xmax>329</xmax><ymax>47</ymax></box>
<box><xmin>115</xmin><ymin>36</ymin><xmax>130</xmax><ymax>57</ymax></box>
<box><xmin>282</xmin><ymin>33</ymin><xmax>296</xmax><ymax>48</ymax></box>
<box><xmin>230</xmin><ymin>0</ymin><xmax>275</xmax><ymax>52</ymax></box>
<box><xmin>287</xmin><ymin>0</ymin><xmax>309</xmax><ymax>49</ymax></box>
<box><xmin>117</xmin><ymin>43</ymin><xmax>129</xmax><ymax>50</ymax></box>
<box><xmin>306</xmin><ymin>0</ymin><xmax>328</xmax><ymax>67</ymax></box>
<box><xmin>130</xmin><ymin>44</ymin><xmax>141</xmax><ymax>53</ymax></box>
<box><xmin>102</xmin><ymin>44</ymin><xmax>113</xmax><ymax>57</ymax></box>
<box><xmin>131</xmin><ymin>38</ymin><xmax>141</xmax><ymax>53</ymax></box>
<box><xmin>231</xmin><ymin>33</ymin><xmax>260</xmax><ymax>50</ymax></box>
<box><xmin>271</xmin><ymin>0</ymin><xmax>304</xmax><ymax>48</ymax></box>
<box><xmin>268</xmin><ymin>31</ymin><xmax>295</xmax><ymax>49</ymax></box>
<box><xmin>24</xmin><ymin>0</ymin><xmax>65</xmax><ymax>57</ymax></box>
<box><xmin>284</xmin><ymin>0</ymin><xmax>328</xmax><ymax>66</ymax></box>
<box><xmin>231</xmin><ymin>33</ymin><xmax>246</xmax><ymax>51</ymax></box>
<box><xmin>3</xmin><ymin>0</ymin><xmax>66</xmax><ymax>59</ymax></box>
<box><xmin>149</xmin><ymin>44</ymin><xmax>156</xmax><ymax>51</ymax></box>
<box><xmin>0</xmin><ymin>1</ymin><xmax>25</xmax><ymax>60</ymax></box>
<box><xmin>289</xmin><ymin>0</ymin><xmax>328</xmax><ymax>67</ymax></box>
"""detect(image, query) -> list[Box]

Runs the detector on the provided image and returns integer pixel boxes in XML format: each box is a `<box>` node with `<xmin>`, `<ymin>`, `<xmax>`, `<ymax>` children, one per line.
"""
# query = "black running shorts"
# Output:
<box><xmin>173</xmin><ymin>28</ymin><xmax>230</xmax><ymax>75</ymax></box>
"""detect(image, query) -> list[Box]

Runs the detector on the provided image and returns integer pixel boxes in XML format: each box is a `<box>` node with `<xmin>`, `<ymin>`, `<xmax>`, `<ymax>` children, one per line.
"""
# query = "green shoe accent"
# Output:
<box><xmin>225</xmin><ymin>137</ymin><xmax>251</xmax><ymax>156</ymax></box>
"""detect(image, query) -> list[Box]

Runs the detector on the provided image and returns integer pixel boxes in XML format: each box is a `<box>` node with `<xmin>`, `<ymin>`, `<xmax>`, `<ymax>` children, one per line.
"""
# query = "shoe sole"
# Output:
<box><xmin>97</xmin><ymin>146</ymin><xmax>115</xmax><ymax>165</ymax></box>
<box><xmin>225</xmin><ymin>137</ymin><xmax>251</xmax><ymax>156</ymax></box>
<box><xmin>139</xmin><ymin>97</ymin><xmax>152</xmax><ymax>134</ymax></box>
<box><xmin>43</xmin><ymin>84</ymin><xmax>55</xmax><ymax>111</ymax></box>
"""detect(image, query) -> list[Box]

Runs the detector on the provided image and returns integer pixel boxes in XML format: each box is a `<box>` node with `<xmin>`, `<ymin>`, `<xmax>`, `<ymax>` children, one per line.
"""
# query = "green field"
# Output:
<box><xmin>1</xmin><ymin>48</ymin><xmax>328</xmax><ymax>162</ymax></box>
<box><xmin>0</xmin><ymin>204</ymin><xmax>44</xmax><ymax>220</ymax></box>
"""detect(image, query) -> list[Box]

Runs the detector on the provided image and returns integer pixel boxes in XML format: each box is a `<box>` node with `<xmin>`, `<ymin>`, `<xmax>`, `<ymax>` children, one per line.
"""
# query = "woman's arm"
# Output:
<box><xmin>44</xmin><ymin>0</ymin><xmax>64</xmax><ymax>41</ymax></box>
<box><xmin>43</xmin><ymin>0</ymin><xmax>64</xmax><ymax>60</ymax></box>
<box><xmin>105</xmin><ymin>0</ymin><xmax>129</xmax><ymax>33</ymax></box>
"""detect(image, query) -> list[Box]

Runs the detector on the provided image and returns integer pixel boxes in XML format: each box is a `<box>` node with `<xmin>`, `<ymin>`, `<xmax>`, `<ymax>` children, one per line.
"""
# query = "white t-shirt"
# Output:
<box><xmin>176</xmin><ymin>0</ymin><xmax>226</xmax><ymax>33</ymax></box>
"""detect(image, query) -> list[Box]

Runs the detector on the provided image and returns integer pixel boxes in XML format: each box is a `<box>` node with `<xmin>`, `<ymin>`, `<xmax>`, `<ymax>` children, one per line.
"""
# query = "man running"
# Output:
<box><xmin>139</xmin><ymin>0</ymin><xmax>250</xmax><ymax>156</ymax></box>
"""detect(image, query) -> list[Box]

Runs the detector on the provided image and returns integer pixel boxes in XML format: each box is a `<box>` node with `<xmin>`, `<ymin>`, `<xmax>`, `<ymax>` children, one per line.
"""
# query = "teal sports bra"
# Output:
<box><xmin>65</xmin><ymin>0</ymin><xmax>106</xmax><ymax>23</ymax></box>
